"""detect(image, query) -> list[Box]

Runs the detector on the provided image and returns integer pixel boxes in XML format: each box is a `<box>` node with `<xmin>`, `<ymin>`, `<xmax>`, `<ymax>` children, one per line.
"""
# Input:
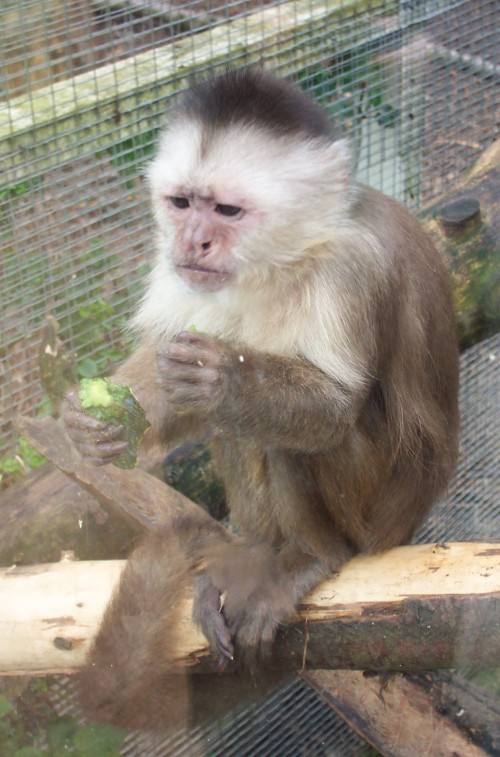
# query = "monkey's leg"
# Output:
<box><xmin>193</xmin><ymin>540</ymin><xmax>353</xmax><ymax>664</ymax></box>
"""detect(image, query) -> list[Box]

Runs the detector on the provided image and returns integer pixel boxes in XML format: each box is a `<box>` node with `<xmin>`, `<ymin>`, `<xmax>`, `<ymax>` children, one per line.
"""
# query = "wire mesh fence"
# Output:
<box><xmin>0</xmin><ymin>4</ymin><xmax>499</xmax><ymax>750</ymax></box>
<box><xmin>1</xmin><ymin>0</ymin><xmax>498</xmax><ymax>453</ymax></box>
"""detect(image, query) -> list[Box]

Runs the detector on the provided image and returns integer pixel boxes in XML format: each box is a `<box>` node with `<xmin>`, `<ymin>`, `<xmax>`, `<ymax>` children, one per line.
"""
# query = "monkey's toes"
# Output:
<box><xmin>193</xmin><ymin>575</ymin><xmax>234</xmax><ymax>663</ymax></box>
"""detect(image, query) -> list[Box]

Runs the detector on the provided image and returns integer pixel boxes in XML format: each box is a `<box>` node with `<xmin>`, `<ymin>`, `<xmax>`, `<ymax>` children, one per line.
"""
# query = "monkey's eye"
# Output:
<box><xmin>170</xmin><ymin>196</ymin><xmax>190</xmax><ymax>209</ymax></box>
<box><xmin>215</xmin><ymin>203</ymin><xmax>241</xmax><ymax>217</ymax></box>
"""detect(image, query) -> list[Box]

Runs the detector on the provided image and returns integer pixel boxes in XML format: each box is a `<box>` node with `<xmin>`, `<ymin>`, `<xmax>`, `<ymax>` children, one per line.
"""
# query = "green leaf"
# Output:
<box><xmin>47</xmin><ymin>715</ymin><xmax>78</xmax><ymax>750</ymax></box>
<box><xmin>376</xmin><ymin>104</ymin><xmax>400</xmax><ymax>128</ymax></box>
<box><xmin>73</xmin><ymin>723</ymin><xmax>125</xmax><ymax>756</ymax></box>
<box><xmin>0</xmin><ymin>695</ymin><xmax>14</xmax><ymax>718</ymax></box>
<box><xmin>18</xmin><ymin>438</ymin><xmax>46</xmax><ymax>469</ymax></box>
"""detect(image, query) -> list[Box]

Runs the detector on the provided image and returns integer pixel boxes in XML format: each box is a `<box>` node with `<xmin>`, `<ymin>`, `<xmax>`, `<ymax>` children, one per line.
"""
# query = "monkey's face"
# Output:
<box><xmin>161</xmin><ymin>192</ymin><xmax>254</xmax><ymax>293</ymax></box>
<box><xmin>148</xmin><ymin>119</ymin><xmax>355</xmax><ymax>292</ymax></box>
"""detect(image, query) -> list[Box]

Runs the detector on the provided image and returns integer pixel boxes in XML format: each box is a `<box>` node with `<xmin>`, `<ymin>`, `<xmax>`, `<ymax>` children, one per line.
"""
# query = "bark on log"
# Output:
<box><xmin>0</xmin><ymin>542</ymin><xmax>498</xmax><ymax>676</ymax></box>
<box><xmin>302</xmin><ymin>670</ymin><xmax>495</xmax><ymax>757</ymax></box>
<box><xmin>0</xmin><ymin>463</ymin><xmax>139</xmax><ymax>566</ymax></box>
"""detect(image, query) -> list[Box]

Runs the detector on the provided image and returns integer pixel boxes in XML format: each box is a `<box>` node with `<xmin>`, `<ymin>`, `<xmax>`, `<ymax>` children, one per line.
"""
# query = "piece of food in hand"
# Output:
<box><xmin>79</xmin><ymin>378</ymin><xmax>150</xmax><ymax>469</ymax></box>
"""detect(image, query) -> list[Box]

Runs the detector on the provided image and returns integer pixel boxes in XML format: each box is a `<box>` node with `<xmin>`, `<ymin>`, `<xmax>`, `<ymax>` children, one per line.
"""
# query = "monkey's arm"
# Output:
<box><xmin>158</xmin><ymin>332</ymin><xmax>367</xmax><ymax>452</ymax></box>
<box><xmin>63</xmin><ymin>342</ymin><xmax>204</xmax><ymax>464</ymax></box>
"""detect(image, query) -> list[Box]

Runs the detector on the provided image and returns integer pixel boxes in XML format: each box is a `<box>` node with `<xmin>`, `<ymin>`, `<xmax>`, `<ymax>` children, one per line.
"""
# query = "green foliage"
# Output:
<box><xmin>0</xmin><ymin>687</ymin><xmax>125</xmax><ymax>757</ymax></box>
<box><xmin>18</xmin><ymin>438</ymin><xmax>46</xmax><ymax>469</ymax></box>
<box><xmin>0</xmin><ymin>437</ymin><xmax>46</xmax><ymax>487</ymax></box>
<box><xmin>449</xmin><ymin>235</ymin><xmax>500</xmax><ymax>349</ymax></box>
<box><xmin>463</xmin><ymin>668</ymin><xmax>500</xmax><ymax>697</ymax></box>
<box><xmin>298</xmin><ymin>53</ymin><xmax>399</xmax><ymax>130</ymax></box>
<box><xmin>0</xmin><ymin>695</ymin><xmax>15</xmax><ymax>718</ymax></box>
<box><xmin>77</xmin><ymin>357</ymin><xmax>100</xmax><ymax>379</ymax></box>
<box><xmin>73</xmin><ymin>724</ymin><xmax>125</xmax><ymax>756</ymax></box>
<box><xmin>100</xmin><ymin>129</ymin><xmax>159</xmax><ymax>187</ymax></box>
<box><xmin>163</xmin><ymin>441</ymin><xmax>226</xmax><ymax>520</ymax></box>
<box><xmin>2</xmin><ymin>238</ymin><xmax>141</xmax><ymax>392</ymax></box>
<box><xmin>0</xmin><ymin>178</ymin><xmax>41</xmax><ymax>204</ymax></box>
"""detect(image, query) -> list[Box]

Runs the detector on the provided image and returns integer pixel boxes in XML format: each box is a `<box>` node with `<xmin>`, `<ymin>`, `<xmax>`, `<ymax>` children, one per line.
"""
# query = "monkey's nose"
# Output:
<box><xmin>200</xmin><ymin>241</ymin><xmax>212</xmax><ymax>254</ymax></box>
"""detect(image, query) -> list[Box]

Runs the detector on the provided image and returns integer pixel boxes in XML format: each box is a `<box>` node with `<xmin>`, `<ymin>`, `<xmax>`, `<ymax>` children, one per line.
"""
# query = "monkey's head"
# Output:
<box><xmin>148</xmin><ymin>68</ymin><xmax>355</xmax><ymax>293</ymax></box>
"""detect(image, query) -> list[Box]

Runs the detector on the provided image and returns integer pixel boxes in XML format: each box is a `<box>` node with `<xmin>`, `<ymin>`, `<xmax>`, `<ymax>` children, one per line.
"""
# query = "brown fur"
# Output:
<box><xmin>79</xmin><ymin>519</ymin><xmax>218</xmax><ymax>729</ymax></box>
<box><xmin>65</xmin><ymin>70</ymin><xmax>459</xmax><ymax>729</ymax></box>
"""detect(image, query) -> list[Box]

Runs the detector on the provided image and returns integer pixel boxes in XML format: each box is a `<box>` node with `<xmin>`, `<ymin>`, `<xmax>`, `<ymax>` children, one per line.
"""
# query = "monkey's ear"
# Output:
<box><xmin>324</xmin><ymin>138</ymin><xmax>354</xmax><ymax>179</ymax></box>
<box><xmin>314</xmin><ymin>138</ymin><xmax>355</xmax><ymax>220</ymax></box>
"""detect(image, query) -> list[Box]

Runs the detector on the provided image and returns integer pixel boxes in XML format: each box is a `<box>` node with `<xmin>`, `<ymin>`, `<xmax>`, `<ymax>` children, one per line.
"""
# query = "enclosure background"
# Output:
<box><xmin>1</xmin><ymin>1</ymin><xmax>499</xmax><ymax>754</ymax></box>
<box><xmin>1</xmin><ymin>0</ymin><xmax>498</xmax><ymax>451</ymax></box>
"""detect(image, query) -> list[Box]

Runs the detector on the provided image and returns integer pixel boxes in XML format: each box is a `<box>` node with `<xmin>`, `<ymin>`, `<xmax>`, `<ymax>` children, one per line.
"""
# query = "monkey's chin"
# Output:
<box><xmin>175</xmin><ymin>265</ymin><xmax>234</xmax><ymax>293</ymax></box>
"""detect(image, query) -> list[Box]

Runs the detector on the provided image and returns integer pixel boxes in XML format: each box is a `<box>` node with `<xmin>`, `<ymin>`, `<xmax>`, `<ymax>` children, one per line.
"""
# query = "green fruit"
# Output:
<box><xmin>79</xmin><ymin>378</ymin><xmax>150</xmax><ymax>469</ymax></box>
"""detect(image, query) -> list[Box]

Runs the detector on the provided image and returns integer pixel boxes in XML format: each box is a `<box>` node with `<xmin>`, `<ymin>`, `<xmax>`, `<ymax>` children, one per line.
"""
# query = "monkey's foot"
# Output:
<box><xmin>193</xmin><ymin>572</ymin><xmax>234</xmax><ymax>666</ymax></box>
<box><xmin>193</xmin><ymin>542</ymin><xmax>296</xmax><ymax>665</ymax></box>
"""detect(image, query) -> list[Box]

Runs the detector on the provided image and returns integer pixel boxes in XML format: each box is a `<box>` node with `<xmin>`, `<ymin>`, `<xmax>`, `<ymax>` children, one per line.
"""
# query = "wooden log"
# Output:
<box><xmin>421</xmin><ymin>139</ymin><xmax>500</xmax><ymax>349</ymax></box>
<box><xmin>0</xmin><ymin>416</ymin><xmax>178</xmax><ymax>565</ymax></box>
<box><xmin>0</xmin><ymin>463</ymin><xmax>138</xmax><ymax>566</ymax></box>
<box><xmin>302</xmin><ymin>670</ymin><xmax>494</xmax><ymax>757</ymax></box>
<box><xmin>17</xmin><ymin>416</ymin><xmax>216</xmax><ymax>531</ymax></box>
<box><xmin>0</xmin><ymin>542</ymin><xmax>498</xmax><ymax>676</ymax></box>
<box><xmin>12</xmin><ymin>417</ymin><xmax>500</xmax><ymax>679</ymax></box>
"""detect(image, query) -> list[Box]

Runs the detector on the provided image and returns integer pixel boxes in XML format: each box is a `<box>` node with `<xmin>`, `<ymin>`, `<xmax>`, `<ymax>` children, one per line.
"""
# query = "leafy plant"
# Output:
<box><xmin>0</xmin><ymin>178</ymin><xmax>42</xmax><ymax>204</ymax></box>
<box><xmin>99</xmin><ymin>129</ymin><xmax>159</xmax><ymax>187</ymax></box>
<box><xmin>0</xmin><ymin>438</ymin><xmax>46</xmax><ymax>488</ymax></box>
<box><xmin>0</xmin><ymin>687</ymin><xmax>125</xmax><ymax>757</ymax></box>
<box><xmin>298</xmin><ymin>53</ymin><xmax>400</xmax><ymax>130</ymax></box>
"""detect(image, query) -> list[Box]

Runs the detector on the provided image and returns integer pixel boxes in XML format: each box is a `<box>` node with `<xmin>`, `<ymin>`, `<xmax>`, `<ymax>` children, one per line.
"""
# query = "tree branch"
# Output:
<box><xmin>0</xmin><ymin>542</ymin><xmax>498</xmax><ymax>676</ymax></box>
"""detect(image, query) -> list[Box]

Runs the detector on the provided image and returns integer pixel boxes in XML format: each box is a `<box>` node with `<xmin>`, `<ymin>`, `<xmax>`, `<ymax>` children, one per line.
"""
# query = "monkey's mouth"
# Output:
<box><xmin>175</xmin><ymin>264</ymin><xmax>233</xmax><ymax>292</ymax></box>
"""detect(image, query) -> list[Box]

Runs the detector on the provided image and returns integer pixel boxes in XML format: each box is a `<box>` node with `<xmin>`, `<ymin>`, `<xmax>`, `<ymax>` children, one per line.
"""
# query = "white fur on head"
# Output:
<box><xmin>133</xmin><ymin>111</ymin><xmax>376</xmax><ymax>390</ymax></box>
<box><xmin>147</xmin><ymin>118</ymin><xmax>355</xmax><ymax>269</ymax></box>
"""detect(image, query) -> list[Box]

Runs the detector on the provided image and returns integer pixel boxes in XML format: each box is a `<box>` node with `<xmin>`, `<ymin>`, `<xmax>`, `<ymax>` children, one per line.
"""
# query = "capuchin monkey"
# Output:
<box><xmin>63</xmin><ymin>67</ymin><xmax>459</xmax><ymax>728</ymax></box>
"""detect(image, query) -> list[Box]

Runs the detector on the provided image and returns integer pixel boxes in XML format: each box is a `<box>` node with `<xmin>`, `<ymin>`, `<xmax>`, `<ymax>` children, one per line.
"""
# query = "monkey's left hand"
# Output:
<box><xmin>193</xmin><ymin>541</ymin><xmax>296</xmax><ymax>665</ymax></box>
<box><xmin>156</xmin><ymin>332</ymin><xmax>231</xmax><ymax>413</ymax></box>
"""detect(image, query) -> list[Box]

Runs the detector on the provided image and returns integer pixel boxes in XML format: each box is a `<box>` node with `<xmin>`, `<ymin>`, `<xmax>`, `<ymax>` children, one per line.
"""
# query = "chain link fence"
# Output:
<box><xmin>1</xmin><ymin>0</ymin><xmax>498</xmax><ymax>453</ymax></box>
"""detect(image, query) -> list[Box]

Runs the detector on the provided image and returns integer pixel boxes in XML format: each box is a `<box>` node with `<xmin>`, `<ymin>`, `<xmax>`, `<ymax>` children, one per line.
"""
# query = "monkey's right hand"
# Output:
<box><xmin>62</xmin><ymin>390</ymin><xmax>129</xmax><ymax>466</ymax></box>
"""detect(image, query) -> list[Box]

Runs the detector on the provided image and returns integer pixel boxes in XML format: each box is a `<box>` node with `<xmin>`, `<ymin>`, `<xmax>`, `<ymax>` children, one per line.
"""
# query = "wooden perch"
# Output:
<box><xmin>0</xmin><ymin>542</ymin><xmax>498</xmax><ymax>676</ymax></box>
<box><xmin>303</xmin><ymin>670</ymin><xmax>495</xmax><ymax>757</ymax></box>
<box><xmin>13</xmin><ymin>416</ymin><xmax>500</xmax><ymax>678</ymax></box>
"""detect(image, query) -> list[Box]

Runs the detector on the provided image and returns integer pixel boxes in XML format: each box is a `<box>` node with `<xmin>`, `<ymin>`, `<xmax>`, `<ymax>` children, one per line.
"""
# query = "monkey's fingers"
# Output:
<box><xmin>63</xmin><ymin>408</ymin><xmax>120</xmax><ymax>434</ymax></box>
<box><xmin>230</xmin><ymin>611</ymin><xmax>279</xmax><ymax>668</ymax></box>
<box><xmin>71</xmin><ymin>438</ymin><xmax>129</xmax><ymax>466</ymax></box>
<box><xmin>81</xmin><ymin>439</ymin><xmax>129</xmax><ymax>460</ymax></box>
<box><xmin>193</xmin><ymin>575</ymin><xmax>234</xmax><ymax>663</ymax></box>
<box><xmin>157</xmin><ymin>358</ymin><xmax>218</xmax><ymax>387</ymax></box>
<box><xmin>64</xmin><ymin>413</ymin><xmax>126</xmax><ymax>445</ymax></box>
<box><xmin>63</xmin><ymin>405</ymin><xmax>129</xmax><ymax>463</ymax></box>
<box><xmin>175</xmin><ymin>331</ymin><xmax>218</xmax><ymax>348</ymax></box>
<box><xmin>161</xmin><ymin>338</ymin><xmax>222</xmax><ymax>369</ymax></box>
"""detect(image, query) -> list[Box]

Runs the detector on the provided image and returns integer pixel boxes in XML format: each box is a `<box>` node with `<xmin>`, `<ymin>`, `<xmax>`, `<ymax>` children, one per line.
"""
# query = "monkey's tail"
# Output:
<box><xmin>78</xmin><ymin>517</ymin><xmax>209</xmax><ymax>731</ymax></box>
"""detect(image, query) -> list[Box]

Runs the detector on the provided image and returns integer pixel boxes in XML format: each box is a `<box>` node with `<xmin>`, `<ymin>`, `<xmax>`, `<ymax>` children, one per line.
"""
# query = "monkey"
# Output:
<box><xmin>64</xmin><ymin>67</ymin><xmax>459</xmax><ymax>727</ymax></box>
